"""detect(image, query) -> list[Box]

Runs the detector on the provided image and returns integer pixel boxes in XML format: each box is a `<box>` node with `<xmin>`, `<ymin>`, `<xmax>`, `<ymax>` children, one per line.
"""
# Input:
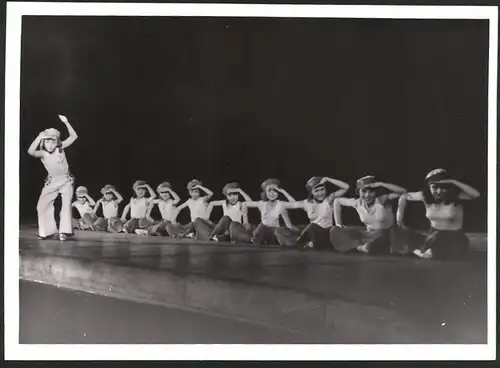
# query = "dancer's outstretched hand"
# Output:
<box><xmin>58</xmin><ymin>115</ymin><xmax>69</xmax><ymax>124</ymax></box>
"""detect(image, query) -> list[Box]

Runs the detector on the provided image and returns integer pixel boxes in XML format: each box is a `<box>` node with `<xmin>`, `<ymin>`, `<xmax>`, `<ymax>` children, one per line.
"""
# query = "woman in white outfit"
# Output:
<box><xmin>396</xmin><ymin>168</ymin><xmax>480</xmax><ymax>260</ymax></box>
<box><xmin>331</xmin><ymin>175</ymin><xmax>407</xmax><ymax>254</ymax></box>
<box><xmin>27</xmin><ymin>115</ymin><xmax>78</xmax><ymax>241</ymax></box>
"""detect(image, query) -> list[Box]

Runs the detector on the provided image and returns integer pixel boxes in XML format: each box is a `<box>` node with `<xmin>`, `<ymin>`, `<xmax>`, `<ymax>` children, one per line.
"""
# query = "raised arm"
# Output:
<box><xmin>372</xmin><ymin>182</ymin><xmax>407</xmax><ymax>201</ymax></box>
<box><xmin>396</xmin><ymin>191</ymin><xmax>424</xmax><ymax>228</ymax></box>
<box><xmin>167</xmin><ymin>188</ymin><xmax>181</xmax><ymax>205</ymax></box>
<box><xmin>276</xmin><ymin>187</ymin><xmax>296</xmax><ymax>202</ymax></box>
<box><xmin>27</xmin><ymin>133</ymin><xmax>46</xmax><ymax>158</ymax></box>
<box><xmin>59</xmin><ymin>115</ymin><xmax>78</xmax><ymax>149</ymax></box>
<box><xmin>373</xmin><ymin>181</ymin><xmax>407</xmax><ymax>193</ymax></box>
<box><xmin>236</xmin><ymin>188</ymin><xmax>252</xmax><ymax>202</ymax></box>
<box><xmin>144</xmin><ymin>184</ymin><xmax>157</xmax><ymax>200</ymax></box>
<box><xmin>196</xmin><ymin>184</ymin><xmax>214</xmax><ymax>201</ymax></box>
<box><xmin>437</xmin><ymin>179</ymin><xmax>480</xmax><ymax>200</ymax></box>
<box><xmin>333</xmin><ymin>197</ymin><xmax>356</xmax><ymax>227</ymax></box>
<box><xmin>85</xmin><ymin>193</ymin><xmax>96</xmax><ymax>207</ymax></box>
<box><xmin>110</xmin><ymin>188</ymin><xmax>124</xmax><ymax>205</ymax></box>
<box><xmin>322</xmin><ymin>177</ymin><xmax>350</xmax><ymax>200</ymax></box>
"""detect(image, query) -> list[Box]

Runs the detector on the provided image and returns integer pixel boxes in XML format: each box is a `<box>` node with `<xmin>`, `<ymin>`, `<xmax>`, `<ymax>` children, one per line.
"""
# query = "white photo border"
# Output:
<box><xmin>4</xmin><ymin>2</ymin><xmax>497</xmax><ymax>361</ymax></box>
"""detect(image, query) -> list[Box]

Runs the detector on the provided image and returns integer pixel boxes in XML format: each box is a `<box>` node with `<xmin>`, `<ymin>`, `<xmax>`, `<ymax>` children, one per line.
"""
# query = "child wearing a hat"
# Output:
<box><xmin>243</xmin><ymin>178</ymin><xmax>300</xmax><ymax>246</ymax></box>
<box><xmin>331</xmin><ymin>175</ymin><xmax>406</xmax><ymax>254</ymax></box>
<box><xmin>205</xmin><ymin>182</ymin><xmax>253</xmax><ymax>243</ymax></box>
<box><xmin>27</xmin><ymin>115</ymin><xmax>78</xmax><ymax>241</ymax></box>
<box><xmin>172</xmin><ymin>179</ymin><xmax>214</xmax><ymax>240</ymax></box>
<box><xmin>121</xmin><ymin>180</ymin><xmax>157</xmax><ymax>233</ymax></box>
<box><xmin>92</xmin><ymin>184</ymin><xmax>124</xmax><ymax>232</ymax></box>
<box><xmin>71</xmin><ymin>186</ymin><xmax>97</xmax><ymax>230</ymax></box>
<box><xmin>396</xmin><ymin>169</ymin><xmax>480</xmax><ymax>260</ymax></box>
<box><xmin>284</xmin><ymin>176</ymin><xmax>350</xmax><ymax>250</ymax></box>
<box><xmin>135</xmin><ymin>181</ymin><xmax>180</xmax><ymax>236</ymax></box>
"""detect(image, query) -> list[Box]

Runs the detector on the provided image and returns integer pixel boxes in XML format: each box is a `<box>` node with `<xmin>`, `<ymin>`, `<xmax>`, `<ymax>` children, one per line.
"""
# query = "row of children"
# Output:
<box><xmin>28</xmin><ymin>116</ymin><xmax>481</xmax><ymax>261</ymax></box>
<box><xmin>73</xmin><ymin>170</ymin><xmax>480</xmax><ymax>261</ymax></box>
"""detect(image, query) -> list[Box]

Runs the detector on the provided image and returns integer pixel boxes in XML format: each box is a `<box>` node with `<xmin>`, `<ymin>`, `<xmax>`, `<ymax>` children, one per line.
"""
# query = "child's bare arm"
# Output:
<box><xmin>121</xmin><ymin>201</ymin><xmax>131</xmax><ymax>221</ymax></box>
<box><xmin>27</xmin><ymin>133</ymin><xmax>46</xmax><ymax>158</ymax></box>
<box><xmin>59</xmin><ymin>115</ymin><xmax>78</xmax><ymax>149</ymax></box>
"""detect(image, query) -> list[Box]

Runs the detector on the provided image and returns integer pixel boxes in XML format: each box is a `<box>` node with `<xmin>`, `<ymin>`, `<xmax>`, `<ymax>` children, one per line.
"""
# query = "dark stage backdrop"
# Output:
<box><xmin>19</xmin><ymin>16</ymin><xmax>488</xmax><ymax>231</ymax></box>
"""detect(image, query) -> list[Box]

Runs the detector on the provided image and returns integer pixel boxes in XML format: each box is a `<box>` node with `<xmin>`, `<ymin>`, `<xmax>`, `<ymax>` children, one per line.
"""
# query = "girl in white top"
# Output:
<box><xmin>396</xmin><ymin>168</ymin><xmax>480</xmax><ymax>260</ymax></box>
<box><xmin>27</xmin><ymin>115</ymin><xmax>78</xmax><ymax>241</ymax></box>
<box><xmin>135</xmin><ymin>181</ymin><xmax>180</xmax><ymax>236</ymax></box>
<box><xmin>332</xmin><ymin>175</ymin><xmax>407</xmax><ymax>254</ymax></box>
<box><xmin>206</xmin><ymin>182</ymin><xmax>253</xmax><ymax>242</ymax></box>
<box><xmin>71</xmin><ymin>186</ymin><xmax>97</xmax><ymax>230</ymax></box>
<box><xmin>244</xmin><ymin>178</ymin><xmax>299</xmax><ymax>246</ymax></box>
<box><xmin>121</xmin><ymin>180</ymin><xmax>157</xmax><ymax>233</ymax></box>
<box><xmin>92</xmin><ymin>184</ymin><xmax>124</xmax><ymax>232</ymax></box>
<box><xmin>285</xmin><ymin>176</ymin><xmax>350</xmax><ymax>250</ymax></box>
<box><xmin>173</xmin><ymin>179</ymin><xmax>214</xmax><ymax>239</ymax></box>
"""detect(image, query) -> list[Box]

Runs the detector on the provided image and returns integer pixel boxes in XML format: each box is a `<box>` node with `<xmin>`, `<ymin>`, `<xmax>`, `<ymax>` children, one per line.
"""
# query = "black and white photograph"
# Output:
<box><xmin>4</xmin><ymin>1</ymin><xmax>497</xmax><ymax>361</ymax></box>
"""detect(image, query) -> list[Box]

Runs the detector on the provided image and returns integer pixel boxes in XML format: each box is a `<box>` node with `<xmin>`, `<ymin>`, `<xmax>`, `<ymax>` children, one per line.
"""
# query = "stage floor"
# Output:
<box><xmin>19</xmin><ymin>227</ymin><xmax>488</xmax><ymax>343</ymax></box>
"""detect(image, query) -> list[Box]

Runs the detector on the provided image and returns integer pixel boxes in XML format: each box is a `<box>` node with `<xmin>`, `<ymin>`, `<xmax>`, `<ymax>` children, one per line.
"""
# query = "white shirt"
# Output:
<box><xmin>354</xmin><ymin>197</ymin><xmax>394</xmax><ymax>230</ymax></box>
<box><xmin>157</xmin><ymin>199</ymin><xmax>176</xmax><ymax>222</ymax></box>
<box><xmin>222</xmin><ymin>201</ymin><xmax>244</xmax><ymax>223</ymax></box>
<box><xmin>258</xmin><ymin>200</ymin><xmax>285</xmax><ymax>227</ymax></box>
<box><xmin>425</xmin><ymin>203</ymin><xmax>464</xmax><ymax>231</ymax></box>
<box><xmin>73</xmin><ymin>201</ymin><xmax>93</xmax><ymax>217</ymax></box>
<box><xmin>406</xmin><ymin>191</ymin><xmax>464</xmax><ymax>231</ymax></box>
<box><xmin>130</xmin><ymin>197</ymin><xmax>150</xmax><ymax>219</ymax></box>
<box><xmin>187</xmin><ymin>198</ymin><xmax>209</xmax><ymax>221</ymax></box>
<box><xmin>102</xmin><ymin>200</ymin><xmax>119</xmax><ymax>219</ymax></box>
<box><xmin>303</xmin><ymin>199</ymin><xmax>333</xmax><ymax>228</ymax></box>
<box><xmin>41</xmin><ymin>150</ymin><xmax>70</xmax><ymax>178</ymax></box>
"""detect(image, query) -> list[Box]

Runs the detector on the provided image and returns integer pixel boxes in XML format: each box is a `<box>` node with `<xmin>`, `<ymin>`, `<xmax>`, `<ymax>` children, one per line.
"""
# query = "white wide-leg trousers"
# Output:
<box><xmin>37</xmin><ymin>175</ymin><xmax>74</xmax><ymax>237</ymax></box>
